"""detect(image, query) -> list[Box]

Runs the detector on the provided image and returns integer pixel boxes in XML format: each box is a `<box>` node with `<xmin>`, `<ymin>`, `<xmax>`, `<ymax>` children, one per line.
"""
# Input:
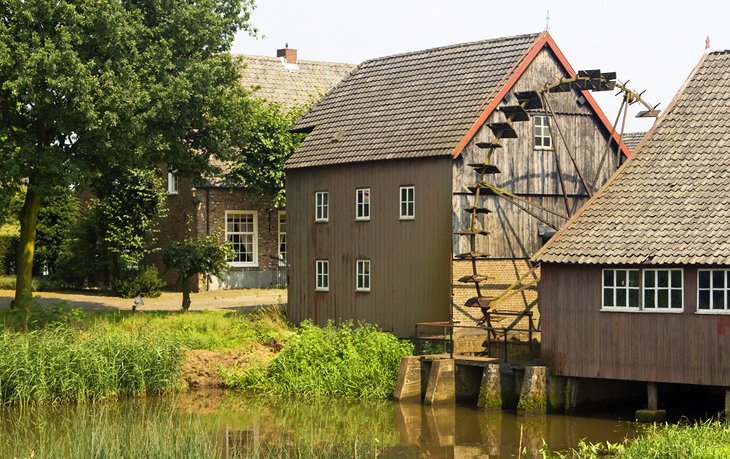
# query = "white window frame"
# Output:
<box><xmin>697</xmin><ymin>269</ymin><xmax>730</xmax><ymax>314</ymax></box>
<box><xmin>315</xmin><ymin>259</ymin><xmax>329</xmax><ymax>292</ymax></box>
<box><xmin>399</xmin><ymin>186</ymin><xmax>415</xmax><ymax>220</ymax></box>
<box><xmin>601</xmin><ymin>268</ymin><xmax>684</xmax><ymax>313</ymax></box>
<box><xmin>225</xmin><ymin>210</ymin><xmax>258</xmax><ymax>268</ymax></box>
<box><xmin>355</xmin><ymin>188</ymin><xmax>370</xmax><ymax>221</ymax></box>
<box><xmin>315</xmin><ymin>191</ymin><xmax>329</xmax><ymax>222</ymax></box>
<box><xmin>533</xmin><ymin>115</ymin><xmax>552</xmax><ymax>150</ymax></box>
<box><xmin>277</xmin><ymin>211</ymin><xmax>286</xmax><ymax>266</ymax></box>
<box><xmin>601</xmin><ymin>269</ymin><xmax>640</xmax><ymax>310</ymax></box>
<box><xmin>642</xmin><ymin>269</ymin><xmax>683</xmax><ymax>312</ymax></box>
<box><xmin>167</xmin><ymin>172</ymin><xmax>178</xmax><ymax>195</ymax></box>
<box><xmin>356</xmin><ymin>259</ymin><xmax>371</xmax><ymax>292</ymax></box>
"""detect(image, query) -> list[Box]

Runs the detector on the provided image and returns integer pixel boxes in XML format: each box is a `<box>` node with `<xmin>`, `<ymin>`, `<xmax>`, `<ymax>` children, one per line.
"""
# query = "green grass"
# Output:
<box><xmin>223</xmin><ymin>321</ymin><xmax>413</xmax><ymax>399</ymax></box>
<box><xmin>548</xmin><ymin>420</ymin><xmax>730</xmax><ymax>458</ymax></box>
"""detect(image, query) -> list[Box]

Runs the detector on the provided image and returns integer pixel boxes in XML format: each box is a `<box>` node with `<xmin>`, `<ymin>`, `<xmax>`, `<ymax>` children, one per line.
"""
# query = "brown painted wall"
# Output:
<box><xmin>287</xmin><ymin>157</ymin><xmax>453</xmax><ymax>336</ymax></box>
<box><xmin>540</xmin><ymin>263</ymin><xmax>730</xmax><ymax>387</ymax></box>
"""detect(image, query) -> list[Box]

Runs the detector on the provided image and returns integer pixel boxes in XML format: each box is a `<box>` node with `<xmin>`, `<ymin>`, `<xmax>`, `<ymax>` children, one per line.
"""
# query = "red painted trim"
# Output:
<box><xmin>451</xmin><ymin>32</ymin><xmax>631</xmax><ymax>159</ymax></box>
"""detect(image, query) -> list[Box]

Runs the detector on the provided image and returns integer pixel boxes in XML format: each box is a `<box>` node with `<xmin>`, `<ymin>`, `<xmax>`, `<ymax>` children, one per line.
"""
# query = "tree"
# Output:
<box><xmin>34</xmin><ymin>187</ymin><xmax>80</xmax><ymax>275</ymax></box>
<box><xmin>161</xmin><ymin>233</ymin><xmax>233</xmax><ymax>311</ymax></box>
<box><xmin>226</xmin><ymin>98</ymin><xmax>313</xmax><ymax>207</ymax></box>
<box><xmin>0</xmin><ymin>0</ymin><xmax>256</xmax><ymax>312</ymax></box>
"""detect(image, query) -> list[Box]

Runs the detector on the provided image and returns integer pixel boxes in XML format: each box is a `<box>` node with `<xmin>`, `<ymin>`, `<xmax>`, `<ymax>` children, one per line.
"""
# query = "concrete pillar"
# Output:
<box><xmin>546</xmin><ymin>373</ymin><xmax>567</xmax><ymax>413</ymax></box>
<box><xmin>517</xmin><ymin>366</ymin><xmax>547</xmax><ymax>415</ymax></box>
<box><xmin>477</xmin><ymin>364</ymin><xmax>502</xmax><ymax>410</ymax></box>
<box><xmin>565</xmin><ymin>377</ymin><xmax>579</xmax><ymax>414</ymax></box>
<box><xmin>635</xmin><ymin>382</ymin><xmax>666</xmax><ymax>423</ymax></box>
<box><xmin>726</xmin><ymin>389</ymin><xmax>730</xmax><ymax>416</ymax></box>
<box><xmin>394</xmin><ymin>356</ymin><xmax>422</xmax><ymax>402</ymax></box>
<box><xmin>424</xmin><ymin>359</ymin><xmax>456</xmax><ymax>405</ymax></box>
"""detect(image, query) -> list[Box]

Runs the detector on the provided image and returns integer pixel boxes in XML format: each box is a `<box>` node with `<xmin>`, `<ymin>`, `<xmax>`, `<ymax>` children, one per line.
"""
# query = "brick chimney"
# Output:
<box><xmin>277</xmin><ymin>45</ymin><xmax>297</xmax><ymax>64</ymax></box>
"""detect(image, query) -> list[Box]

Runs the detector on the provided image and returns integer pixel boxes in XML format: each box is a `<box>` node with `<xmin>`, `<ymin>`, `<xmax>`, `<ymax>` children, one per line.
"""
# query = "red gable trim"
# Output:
<box><xmin>451</xmin><ymin>31</ymin><xmax>631</xmax><ymax>159</ymax></box>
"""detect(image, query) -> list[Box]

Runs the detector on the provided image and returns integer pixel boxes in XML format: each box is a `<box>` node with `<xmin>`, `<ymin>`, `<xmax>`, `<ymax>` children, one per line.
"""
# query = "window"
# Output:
<box><xmin>643</xmin><ymin>269</ymin><xmax>683</xmax><ymax>310</ymax></box>
<box><xmin>602</xmin><ymin>268</ymin><xmax>684</xmax><ymax>312</ymax></box>
<box><xmin>315</xmin><ymin>191</ymin><xmax>329</xmax><ymax>222</ymax></box>
<box><xmin>355</xmin><ymin>188</ymin><xmax>370</xmax><ymax>221</ymax></box>
<box><xmin>698</xmin><ymin>269</ymin><xmax>730</xmax><ymax>312</ymax></box>
<box><xmin>167</xmin><ymin>172</ymin><xmax>178</xmax><ymax>195</ymax></box>
<box><xmin>316</xmin><ymin>260</ymin><xmax>329</xmax><ymax>291</ymax></box>
<box><xmin>602</xmin><ymin>269</ymin><xmax>640</xmax><ymax>309</ymax></box>
<box><xmin>225</xmin><ymin>211</ymin><xmax>257</xmax><ymax>267</ymax></box>
<box><xmin>399</xmin><ymin>186</ymin><xmax>415</xmax><ymax>220</ymax></box>
<box><xmin>278</xmin><ymin>211</ymin><xmax>286</xmax><ymax>266</ymax></box>
<box><xmin>533</xmin><ymin>115</ymin><xmax>552</xmax><ymax>150</ymax></box>
<box><xmin>356</xmin><ymin>259</ymin><xmax>371</xmax><ymax>292</ymax></box>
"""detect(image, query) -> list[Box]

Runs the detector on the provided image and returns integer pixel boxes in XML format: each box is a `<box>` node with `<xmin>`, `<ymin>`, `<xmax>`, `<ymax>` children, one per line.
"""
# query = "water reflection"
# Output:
<box><xmin>0</xmin><ymin>390</ymin><xmax>637</xmax><ymax>458</ymax></box>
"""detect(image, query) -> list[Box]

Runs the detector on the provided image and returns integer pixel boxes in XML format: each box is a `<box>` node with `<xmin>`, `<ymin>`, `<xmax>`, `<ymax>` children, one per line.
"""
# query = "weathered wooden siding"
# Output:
<box><xmin>287</xmin><ymin>157</ymin><xmax>453</xmax><ymax>337</ymax></box>
<box><xmin>541</xmin><ymin>263</ymin><xmax>730</xmax><ymax>386</ymax></box>
<box><xmin>452</xmin><ymin>47</ymin><xmax>622</xmax><ymax>257</ymax></box>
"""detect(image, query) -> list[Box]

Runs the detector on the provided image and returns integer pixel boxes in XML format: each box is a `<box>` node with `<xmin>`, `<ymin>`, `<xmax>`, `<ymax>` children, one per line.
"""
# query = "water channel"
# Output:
<box><xmin>0</xmin><ymin>390</ymin><xmax>642</xmax><ymax>458</ymax></box>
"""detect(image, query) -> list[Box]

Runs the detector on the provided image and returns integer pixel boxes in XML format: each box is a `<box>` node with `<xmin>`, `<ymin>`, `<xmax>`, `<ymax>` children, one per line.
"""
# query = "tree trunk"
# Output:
<box><xmin>181</xmin><ymin>275</ymin><xmax>192</xmax><ymax>311</ymax></box>
<box><xmin>15</xmin><ymin>188</ymin><xmax>43</xmax><ymax>314</ymax></box>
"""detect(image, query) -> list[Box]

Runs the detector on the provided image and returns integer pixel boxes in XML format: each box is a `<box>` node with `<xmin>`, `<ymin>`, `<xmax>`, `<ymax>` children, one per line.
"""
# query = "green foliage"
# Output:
<box><xmin>34</xmin><ymin>186</ymin><xmax>80</xmax><ymax>275</ymax></box>
<box><xmin>0</xmin><ymin>234</ymin><xmax>18</xmax><ymax>275</ymax></box>
<box><xmin>0</xmin><ymin>327</ymin><xmax>183</xmax><ymax>404</ymax></box>
<box><xmin>223</xmin><ymin>321</ymin><xmax>414</xmax><ymax>399</ymax></box>
<box><xmin>112</xmin><ymin>265</ymin><xmax>165</xmax><ymax>298</ymax></box>
<box><xmin>547</xmin><ymin>420</ymin><xmax>730</xmax><ymax>459</ymax></box>
<box><xmin>227</xmin><ymin>98</ymin><xmax>314</xmax><ymax>207</ymax></box>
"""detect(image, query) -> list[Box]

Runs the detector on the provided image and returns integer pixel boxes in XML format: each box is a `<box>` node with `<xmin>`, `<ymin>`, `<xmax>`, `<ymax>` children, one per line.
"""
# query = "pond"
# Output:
<box><xmin>0</xmin><ymin>390</ymin><xmax>638</xmax><ymax>458</ymax></box>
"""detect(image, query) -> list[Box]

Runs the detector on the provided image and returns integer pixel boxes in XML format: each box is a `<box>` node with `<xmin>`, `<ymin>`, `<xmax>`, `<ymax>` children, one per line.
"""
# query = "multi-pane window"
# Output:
<box><xmin>315</xmin><ymin>191</ymin><xmax>329</xmax><ymax>222</ymax></box>
<box><xmin>602</xmin><ymin>269</ymin><xmax>640</xmax><ymax>308</ymax></box>
<box><xmin>399</xmin><ymin>186</ymin><xmax>415</xmax><ymax>220</ymax></box>
<box><xmin>225</xmin><ymin>211</ymin><xmax>257</xmax><ymax>267</ymax></box>
<box><xmin>643</xmin><ymin>269</ymin><xmax>683</xmax><ymax>310</ymax></box>
<box><xmin>356</xmin><ymin>188</ymin><xmax>370</xmax><ymax>221</ymax></box>
<box><xmin>698</xmin><ymin>269</ymin><xmax>730</xmax><ymax>311</ymax></box>
<box><xmin>278</xmin><ymin>211</ymin><xmax>286</xmax><ymax>266</ymax></box>
<box><xmin>356</xmin><ymin>260</ymin><xmax>371</xmax><ymax>292</ymax></box>
<box><xmin>167</xmin><ymin>172</ymin><xmax>178</xmax><ymax>195</ymax></box>
<box><xmin>316</xmin><ymin>260</ymin><xmax>329</xmax><ymax>291</ymax></box>
<box><xmin>533</xmin><ymin>115</ymin><xmax>552</xmax><ymax>150</ymax></box>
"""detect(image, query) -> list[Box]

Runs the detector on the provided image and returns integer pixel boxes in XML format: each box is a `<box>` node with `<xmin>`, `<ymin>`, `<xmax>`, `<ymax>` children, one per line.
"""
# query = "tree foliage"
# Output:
<box><xmin>161</xmin><ymin>233</ymin><xmax>233</xmax><ymax>310</ymax></box>
<box><xmin>0</xmin><ymin>0</ymin><xmax>256</xmax><ymax>310</ymax></box>
<box><xmin>227</xmin><ymin>98</ymin><xmax>313</xmax><ymax>207</ymax></box>
<box><xmin>34</xmin><ymin>187</ymin><xmax>80</xmax><ymax>275</ymax></box>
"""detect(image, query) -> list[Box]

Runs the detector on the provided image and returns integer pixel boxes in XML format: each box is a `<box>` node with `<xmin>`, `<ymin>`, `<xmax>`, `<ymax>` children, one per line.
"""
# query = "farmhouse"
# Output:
<box><xmin>159</xmin><ymin>48</ymin><xmax>354</xmax><ymax>289</ymax></box>
<box><xmin>534</xmin><ymin>51</ymin><xmax>730</xmax><ymax>403</ymax></box>
<box><xmin>286</xmin><ymin>32</ymin><xmax>630</xmax><ymax>337</ymax></box>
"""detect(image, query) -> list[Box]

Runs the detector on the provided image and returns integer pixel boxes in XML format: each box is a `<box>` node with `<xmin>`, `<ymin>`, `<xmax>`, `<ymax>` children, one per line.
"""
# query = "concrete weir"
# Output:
<box><xmin>394</xmin><ymin>355</ymin><xmax>549</xmax><ymax>414</ymax></box>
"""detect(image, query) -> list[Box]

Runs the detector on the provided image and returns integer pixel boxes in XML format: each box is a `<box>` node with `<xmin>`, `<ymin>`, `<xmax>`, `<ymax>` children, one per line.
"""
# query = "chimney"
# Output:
<box><xmin>277</xmin><ymin>44</ymin><xmax>297</xmax><ymax>64</ymax></box>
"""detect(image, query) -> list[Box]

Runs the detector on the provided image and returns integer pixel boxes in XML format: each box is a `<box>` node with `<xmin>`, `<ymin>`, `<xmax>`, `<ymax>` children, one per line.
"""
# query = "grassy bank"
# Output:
<box><xmin>549</xmin><ymin>420</ymin><xmax>730</xmax><ymax>458</ymax></box>
<box><xmin>223</xmin><ymin>321</ymin><xmax>413</xmax><ymax>399</ymax></box>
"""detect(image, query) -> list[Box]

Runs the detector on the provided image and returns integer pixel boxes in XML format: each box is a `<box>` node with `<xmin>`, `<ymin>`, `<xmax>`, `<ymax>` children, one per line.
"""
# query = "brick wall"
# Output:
<box><xmin>452</xmin><ymin>259</ymin><xmax>540</xmax><ymax>353</ymax></box>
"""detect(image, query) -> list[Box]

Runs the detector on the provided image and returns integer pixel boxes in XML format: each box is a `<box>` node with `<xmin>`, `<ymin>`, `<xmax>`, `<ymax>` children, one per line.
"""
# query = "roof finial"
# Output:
<box><xmin>705</xmin><ymin>35</ymin><xmax>710</xmax><ymax>51</ymax></box>
<box><xmin>285</xmin><ymin>42</ymin><xmax>289</xmax><ymax>49</ymax></box>
<box><xmin>545</xmin><ymin>10</ymin><xmax>550</xmax><ymax>31</ymax></box>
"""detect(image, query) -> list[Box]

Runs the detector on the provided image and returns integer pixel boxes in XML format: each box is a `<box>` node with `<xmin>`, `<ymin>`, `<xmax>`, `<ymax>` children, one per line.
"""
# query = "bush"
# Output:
<box><xmin>223</xmin><ymin>321</ymin><xmax>414</xmax><ymax>399</ymax></box>
<box><xmin>112</xmin><ymin>265</ymin><xmax>165</xmax><ymax>298</ymax></box>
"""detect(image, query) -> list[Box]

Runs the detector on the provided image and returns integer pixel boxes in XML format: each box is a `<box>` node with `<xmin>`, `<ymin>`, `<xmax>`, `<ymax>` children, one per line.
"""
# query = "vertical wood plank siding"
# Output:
<box><xmin>287</xmin><ymin>157</ymin><xmax>452</xmax><ymax>337</ymax></box>
<box><xmin>540</xmin><ymin>263</ymin><xmax>730</xmax><ymax>386</ymax></box>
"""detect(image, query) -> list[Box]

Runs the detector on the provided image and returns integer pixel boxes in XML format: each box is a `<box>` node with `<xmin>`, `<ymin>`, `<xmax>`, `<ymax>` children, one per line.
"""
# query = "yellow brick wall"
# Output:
<box><xmin>452</xmin><ymin>259</ymin><xmax>540</xmax><ymax>350</ymax></box>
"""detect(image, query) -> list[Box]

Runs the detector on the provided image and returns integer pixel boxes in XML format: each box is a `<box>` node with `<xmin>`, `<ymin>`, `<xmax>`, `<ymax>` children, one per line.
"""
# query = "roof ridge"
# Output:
<box><xmin>358</xmin><ymin>32</ymin><xmax>541</xmax><ymax>66</ymax></box>
<box><xmin>234</xmin><ymin>53</ymin><xmax>356</xmax><ymax>66</ymax></box>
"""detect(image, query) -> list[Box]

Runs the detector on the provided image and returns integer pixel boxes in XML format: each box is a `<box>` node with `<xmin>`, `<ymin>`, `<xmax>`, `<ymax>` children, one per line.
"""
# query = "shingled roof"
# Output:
<box><xmin>286</xmin><ymin>33</ymin><xmax>541</xmax><ymax>169</ymax></box>
<box><xmin>534</xmin><ymin>51</ymin><xmax>730</xmax><ymax>265</ymax></box>
<box><xmin>621</xmin><ymin>131</ymin><xmax>646</xmax><ymax>151</ymax></box>
<box><xmin>238</xmin><ymin>55</ymin><xmax>355</xmax><ymax>108</ymax></box>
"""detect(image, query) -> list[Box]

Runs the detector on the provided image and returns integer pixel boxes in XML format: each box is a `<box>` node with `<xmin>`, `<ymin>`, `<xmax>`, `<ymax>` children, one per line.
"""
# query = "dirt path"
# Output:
<box><xmin>0</xmin><ymin>288</ymin><xmax>287</xmax><ymax>312</ymax></box>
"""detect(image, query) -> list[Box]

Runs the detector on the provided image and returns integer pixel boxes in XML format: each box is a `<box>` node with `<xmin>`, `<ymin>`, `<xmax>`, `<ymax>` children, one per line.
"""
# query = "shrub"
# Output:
<box><xmin>112</xmin><ymin>265</ymin><xmax>165</xmax><ymax>298</ymax></box>
<box><xmin>223</xmin><ymin>321</ymin><xmax>414</xmax><ymax>399</ymax></box>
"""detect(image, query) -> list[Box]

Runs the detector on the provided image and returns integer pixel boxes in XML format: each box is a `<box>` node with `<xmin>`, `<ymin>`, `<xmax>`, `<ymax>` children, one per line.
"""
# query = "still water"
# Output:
<box><xmin>0</xmin><ymin>390</ymin><xmax>638</xmax><ymax>458</ymax></box>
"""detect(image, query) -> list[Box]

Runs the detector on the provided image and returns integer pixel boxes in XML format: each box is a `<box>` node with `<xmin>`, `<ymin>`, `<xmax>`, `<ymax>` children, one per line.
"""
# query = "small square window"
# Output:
<box><xmin>356</xmin><ymin>259</ymin><xmax>371</xmax><ymax>292</ymax></box>
<box><xmin>399</xmin><ymin>186</ymin><xmax>415</xmax><ymax>220</ymax></box>
<box><xmin>315</xmin><ymin>191</ymin><xmax>329</xmax><ymax>222</ymax></box>
<box><xmin>356</xmin><ymin>188</ymin><xmax>370</xmax><ymax>221</ymax></box>
<box><xmin>316</xmin><ymin>260</ymin><xmax>329</xmax><ymax>292</ymax></box>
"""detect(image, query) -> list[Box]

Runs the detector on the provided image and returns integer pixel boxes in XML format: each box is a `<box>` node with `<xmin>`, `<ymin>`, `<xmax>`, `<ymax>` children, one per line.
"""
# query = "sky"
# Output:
<box><xmin>233</xmin><ymin>0</ymin><xmax>730</xmax><ymax>133</ymax></box>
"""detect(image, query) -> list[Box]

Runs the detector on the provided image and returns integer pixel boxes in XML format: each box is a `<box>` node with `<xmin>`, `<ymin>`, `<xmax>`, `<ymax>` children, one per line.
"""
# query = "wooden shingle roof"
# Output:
<box><xmin>238</xmin><ymin>55</ymin><xmax>356</xmax><ymax>108</ymax></box>
<box><xmin>534</xmin><ymin>51</ymin><xmax>730</xmax><ymax>265</ymax></box>
<box><xmin>621</xmin><ymin>131</ymin><xmax>646</xmax><ymax>151</ymax></box>
<box><xmin>286</xmin><ymin>33</ymin><xmax>541</xmax><ymax>169</ymax></box>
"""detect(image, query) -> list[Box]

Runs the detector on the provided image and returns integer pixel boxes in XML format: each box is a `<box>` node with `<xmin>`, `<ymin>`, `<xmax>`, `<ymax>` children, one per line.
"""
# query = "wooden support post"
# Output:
<box><xmin>636</xmin><ymin>382</ymin><xmax>666</xmax><ymax>422</ymax></box>
<box><xmin>725</xmin><ymin>389</ymin><xmax>730</xmax><ymax>416</ymax></box>
<box><xmin>647</xmin><ymin>382</ymin><xmax>658</xmax><ymax>410</ymax></box>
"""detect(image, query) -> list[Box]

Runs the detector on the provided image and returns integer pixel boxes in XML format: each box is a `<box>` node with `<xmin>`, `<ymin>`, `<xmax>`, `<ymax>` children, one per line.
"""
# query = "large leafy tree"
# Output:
<box><xmin>0</xmin><ymin>0</ymin><xmax>256</xmax><ymax>311</ymax></box>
